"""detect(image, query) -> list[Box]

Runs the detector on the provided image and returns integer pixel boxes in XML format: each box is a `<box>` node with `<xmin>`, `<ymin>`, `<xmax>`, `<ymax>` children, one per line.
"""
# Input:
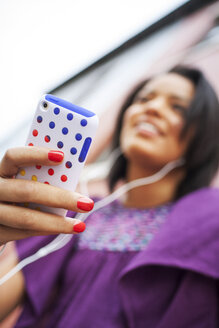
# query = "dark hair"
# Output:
<box><xmin>108</xmin><ymin>66</ymin><xmax>219</xmax><ymax>200</ymax></box>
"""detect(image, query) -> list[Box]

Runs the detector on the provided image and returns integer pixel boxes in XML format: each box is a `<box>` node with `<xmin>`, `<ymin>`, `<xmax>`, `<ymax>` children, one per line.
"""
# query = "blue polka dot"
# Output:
<box><xmin>66</xmin><ymin>161</ymin><xmax>72</xmax><ymax>168</ymax></box>
<box><xmin>49</xmin><ymin>121</ymin><xmax>55</xmax><ymax>129</ymax></box>
<box><xmin>67</xmin><ymin>113</ymin><xmax>73</xmax><ymax>121</ymax></box>
<box><xmin>62</xmin><ymin>127</ymin><xmax>68</xmax><ymax>135</ymax></box>
<box><xmin>37</xmin><ymin>116</ymin><xmax>43</xmax><ymax>123</ymax></box>
<box><xmin>57</xmin><ymin>141</ymin><xmax>63</xmax><ymax>149</ymax></box>
<box><xmin>54</xmin><ymin>107</ymin><xmax>60</xmax><ymax>115</ymax></box>
<box><xmin>70</xmin><ymin>147</ymin><xmax>77</xmax><ymax>155</ymax></box>
<box><xmin>75</xmin><ymin>133</ymin><xmax>82</xmax><ymax>141</ymax></box>
<box><xmin>80</xmin><ymin>119</ymin><xmax>87</xmax><ymax>127</ymax></box>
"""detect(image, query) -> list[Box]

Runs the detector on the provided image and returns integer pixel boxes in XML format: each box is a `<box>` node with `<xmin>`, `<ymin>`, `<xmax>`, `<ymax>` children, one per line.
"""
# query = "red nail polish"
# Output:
<box><xmin>48</xmin><ymin>150</ymin><xmax>64</xmax><ymax>162</ymax></box>
<box><xmin>73</xmin><ymin>222</ymin><xmax>86</xmax><ymax>233</ymax></box>
<box><xmin>77</xmin><ymin>197</ymin><xmax>94</xmax><ymax>211</ymax></box>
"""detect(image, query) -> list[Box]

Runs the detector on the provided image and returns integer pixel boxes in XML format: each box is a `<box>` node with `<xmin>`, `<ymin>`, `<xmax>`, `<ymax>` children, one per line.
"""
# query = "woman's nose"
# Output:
<box><xmin>143</xmin><ymin>98</ymin><xmax>165</xmax><ymax>117</ymax></box>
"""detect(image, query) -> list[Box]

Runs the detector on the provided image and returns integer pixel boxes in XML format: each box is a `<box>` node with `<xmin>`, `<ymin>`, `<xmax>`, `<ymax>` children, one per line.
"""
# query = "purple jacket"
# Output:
<box><xmin>119</xmin><ymin>188</ymin><xmax>219</xmax><ymax>327</ymax></box>
<box><xmin>15</xmin><ymin>188</ymin><xmax>219</xmax><ymax>328</ymax></box>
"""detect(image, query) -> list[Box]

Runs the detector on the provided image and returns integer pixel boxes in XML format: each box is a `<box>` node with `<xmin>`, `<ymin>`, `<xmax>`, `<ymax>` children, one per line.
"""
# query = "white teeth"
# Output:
<box><xmin>137</xmin><ymin>122</ymin><xmax>158</xmax><ymax>134</ymax></box>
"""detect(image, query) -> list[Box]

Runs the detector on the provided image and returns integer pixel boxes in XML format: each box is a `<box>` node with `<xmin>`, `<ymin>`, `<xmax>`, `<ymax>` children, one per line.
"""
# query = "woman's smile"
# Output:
<box><xmin>136</xmin><ymin>121</ymin><xmax>160</xmax><ymax>137</ymax></box>
<box><xmin>134</xmin><ymin>117</ymin><xmax>164</xmax><ymax>138</ymax></box>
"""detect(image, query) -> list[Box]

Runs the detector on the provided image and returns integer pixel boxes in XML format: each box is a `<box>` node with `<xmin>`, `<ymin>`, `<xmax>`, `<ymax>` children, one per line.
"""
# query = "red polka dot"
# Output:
<box><xmin>36</xmin><ymin>165</ymin><xmax>41</xmax><ymax>169</ymax></box>
<box><xmin>48</xmin><ymin>168</ymin><xmax>54</xmax><ymax>176</ymax></box>
<box><xmin>61</xmin><ymin>175</ymin><xmax>67</xmax><ymax>182</ymax></box>
<box><xmin>32</xmin><ymin>129</ymin><xmax>38</xmax><ymax>137</ymax></box>
<box><xmin>44</xmin><ymin>181</ymin><xmax>50</xmax><ymax>184</ymax></box>
<box><xmin>44</xmin><ymin>135</ymin><xmax>51</xmax><ymax>143</ymax></box>
<box><xmin>28</xmin><ymin>143</ymin><xmax>34</xmax><ymax>146</ymax></box>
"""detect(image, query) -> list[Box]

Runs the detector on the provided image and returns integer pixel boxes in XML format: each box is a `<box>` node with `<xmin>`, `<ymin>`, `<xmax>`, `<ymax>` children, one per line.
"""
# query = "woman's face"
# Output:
<box><xmin>120</xmin><ymin>73</ymin><xmax>195</xmax><ymax>168</ymax></box>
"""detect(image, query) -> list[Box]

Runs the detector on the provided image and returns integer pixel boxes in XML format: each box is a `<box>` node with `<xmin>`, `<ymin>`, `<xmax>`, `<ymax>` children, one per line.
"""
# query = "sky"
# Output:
<box><xmin>0</xmin><ymin>0</ymin><xmax>187</xmax><ymax>144</ymax></box>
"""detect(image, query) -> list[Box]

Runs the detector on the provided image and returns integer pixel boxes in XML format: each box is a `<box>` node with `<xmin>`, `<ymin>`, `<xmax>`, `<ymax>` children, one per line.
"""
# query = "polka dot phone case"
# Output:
<box><xmin>17</xmin><ymin>94</ymin><xmax>99</xmax><ymax>216</ymax></box>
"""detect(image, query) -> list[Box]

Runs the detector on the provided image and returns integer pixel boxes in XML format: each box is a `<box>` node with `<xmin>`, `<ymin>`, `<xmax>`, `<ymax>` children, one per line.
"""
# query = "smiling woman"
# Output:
<box><xmin>118</xmin><ymin>71</ymin><xmax>195</xmax><ymax>207</ymax></box>
<box><xmin>0</xmin><ymin>65</ymin><xmax>219</xmax><ymax>328</ymax></box>
<box><xmin>109</xmin><ymin>66</ymin><xmax>219</xmax><ymax>200</ymax></box>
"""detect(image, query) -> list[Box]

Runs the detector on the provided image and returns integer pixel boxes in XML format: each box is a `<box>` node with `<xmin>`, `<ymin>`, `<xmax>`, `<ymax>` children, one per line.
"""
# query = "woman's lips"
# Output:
<box><xmin>135</xmin><ymin>122</ymin><xmax>161</xmax><ymax>137</ymax></box>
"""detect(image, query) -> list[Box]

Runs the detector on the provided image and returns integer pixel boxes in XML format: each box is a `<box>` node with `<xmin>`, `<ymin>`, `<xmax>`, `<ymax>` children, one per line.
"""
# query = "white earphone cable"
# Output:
<box><xmin>0</xmin><ymin>158</ymin><xmax>184</xmax><ymax>286</ymax></box>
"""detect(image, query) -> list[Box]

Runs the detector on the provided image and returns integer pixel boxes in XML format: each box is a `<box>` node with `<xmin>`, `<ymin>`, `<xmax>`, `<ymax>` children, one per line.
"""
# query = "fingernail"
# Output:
<box><xmin>77</xmin><ymin>197</ymin><xmax>94</xmax><ymax>211</ymax></box>
<box><xmin>48</xmin><ymin>150</ymin><xmax>64</xmax><ymax>162</ymax></box>
<box><xmin>73</xmin><ymin>222</ymin><xmax>86</xmax><ymax>233</ymax></box>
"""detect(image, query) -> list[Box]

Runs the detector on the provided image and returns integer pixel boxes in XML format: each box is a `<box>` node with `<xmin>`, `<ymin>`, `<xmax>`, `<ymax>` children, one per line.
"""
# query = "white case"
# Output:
<box><xmin>16</xmin><ymin>94</ymin><xmax>99</xmax><ymax>216</ymax></box>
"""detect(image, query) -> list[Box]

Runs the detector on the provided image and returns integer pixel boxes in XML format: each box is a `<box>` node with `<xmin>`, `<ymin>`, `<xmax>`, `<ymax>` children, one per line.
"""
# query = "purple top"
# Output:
<box><xmin>15</xmin><ymin>188</ymin><xmax>219</xmax><ymax>328</ymax></box>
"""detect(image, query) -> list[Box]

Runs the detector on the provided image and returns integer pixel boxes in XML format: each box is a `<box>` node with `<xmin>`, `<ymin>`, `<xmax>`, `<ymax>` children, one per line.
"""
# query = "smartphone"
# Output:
<box><xmin>16</xmin><ymin>94</ymin><xmax>99</xmax><ymax>216</ymax></box>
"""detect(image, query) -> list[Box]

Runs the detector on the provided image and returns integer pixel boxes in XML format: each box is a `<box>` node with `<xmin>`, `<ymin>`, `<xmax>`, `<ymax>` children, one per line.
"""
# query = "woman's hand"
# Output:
<box><xmin>0</xmin><ymin>146</ymin><xmax>94</xmax><ymax>245</ymax></box>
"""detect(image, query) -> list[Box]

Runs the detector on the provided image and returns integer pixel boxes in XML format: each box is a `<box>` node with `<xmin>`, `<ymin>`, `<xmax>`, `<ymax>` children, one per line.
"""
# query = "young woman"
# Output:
<box><xmin>0</xmin><ymin>66</ymin><xmax>219</xmax><ymax>327</ymax></box>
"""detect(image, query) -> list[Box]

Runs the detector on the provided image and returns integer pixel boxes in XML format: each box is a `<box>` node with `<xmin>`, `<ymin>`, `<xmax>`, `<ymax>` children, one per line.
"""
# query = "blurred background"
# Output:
<box><xmin>0</xmin><ymin>0</ymin><xmax>186</xmax><ymax>157</ymax></box>
<box><xmin>1</xmin><ymin>0</ymin><xmax>219</xmax><ymax>162</ymax></box>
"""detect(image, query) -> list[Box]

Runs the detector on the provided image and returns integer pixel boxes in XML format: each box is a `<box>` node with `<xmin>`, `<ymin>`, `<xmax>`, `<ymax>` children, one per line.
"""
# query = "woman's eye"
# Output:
<box><xmin>172</xmin><ymin>104</ymin><xmax>187</xmax><ymax>113</ymax></box>
<box><xmin>135</xmin><ymin>96</ymin><xmax>150</xmax><ymax>103</ymax></box>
